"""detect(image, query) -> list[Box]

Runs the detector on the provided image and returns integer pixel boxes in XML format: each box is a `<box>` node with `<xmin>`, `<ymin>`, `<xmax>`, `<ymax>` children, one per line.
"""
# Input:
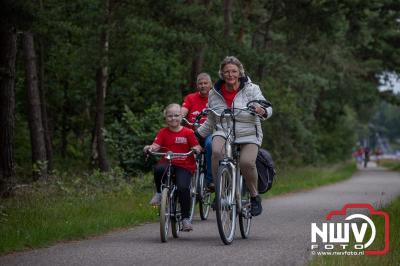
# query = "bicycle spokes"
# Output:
<box><xmin>216</xmin><ymin>165</ymin><xmax>236</xmax><ymax>245</ymax></box>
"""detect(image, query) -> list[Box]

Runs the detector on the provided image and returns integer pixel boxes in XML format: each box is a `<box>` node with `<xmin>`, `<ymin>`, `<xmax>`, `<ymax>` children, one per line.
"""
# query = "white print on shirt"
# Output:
<box><xmin>175</xmin><ymin>137</ymin><xmax>188</xmax><ymax>144</ymax></box>
<box><xmin>191</xmin><ymin>110</ymin><xmax>200</xmax><ymax>116</ymax></box>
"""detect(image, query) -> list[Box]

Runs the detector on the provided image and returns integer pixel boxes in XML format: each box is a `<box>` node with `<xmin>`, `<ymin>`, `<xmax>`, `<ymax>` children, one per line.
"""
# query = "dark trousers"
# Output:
<box><xmin>154</xmin><ymin>163</ymin><xmax>192</xmax><ymax>219</ymax></box>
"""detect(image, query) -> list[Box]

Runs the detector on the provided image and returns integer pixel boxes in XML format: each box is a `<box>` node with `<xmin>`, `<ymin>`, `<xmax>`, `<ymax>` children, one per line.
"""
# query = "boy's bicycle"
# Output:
<box><xmin>182</xmin><ymin>114</ymin><xmax>212</xmax><ymax>221</ymax></box>
<box><xmin>146</xmin><ymin>150</ymin><xmax>195</xmax><ymax>243</ymax></box>
<box><xmin>207</xmin><ymin>100</ymin><xmax>271</xmax><ymax>245</ymax></box>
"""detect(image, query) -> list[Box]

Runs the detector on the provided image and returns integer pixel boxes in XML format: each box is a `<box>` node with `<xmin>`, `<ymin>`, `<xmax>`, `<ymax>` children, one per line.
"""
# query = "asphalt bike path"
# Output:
<box><xmin>1</xmin><ymin>163</ymin><xmax>400</xmax><ymax>266</ymax></box>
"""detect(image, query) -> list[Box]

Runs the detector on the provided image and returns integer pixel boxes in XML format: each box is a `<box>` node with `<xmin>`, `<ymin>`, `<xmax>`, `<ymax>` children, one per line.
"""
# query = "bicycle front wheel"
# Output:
<box><xmin>160</xmin><ymin>188</ymin><xmax>170</xmax><ymax>242</ymax></box>
<box><xmin>238</xmin><ymin>175</ymin><xmax>251</xmax><ymax>238</ymax></box>
<box><xmin>215</xmin><ymin>165</ymin><xmax>236</xmax><ymax>245</ymax></box>
<box><xmin>171</xmin><ymin>192</ymin><xmax>181</xmax><ymax>238</ymax></box>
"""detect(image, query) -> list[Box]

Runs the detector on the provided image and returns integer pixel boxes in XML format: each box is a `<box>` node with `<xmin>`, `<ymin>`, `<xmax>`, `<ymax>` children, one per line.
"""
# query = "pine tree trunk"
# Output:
<box><xmin>0</xmin><ymin>27</ymin><xmax>17</xmax><ymax>197</ymax></box>
<box><xmin>22</xmin><ymin>32</ymin><xmax>48</xmax><ymax>180</ymax></box>
<box><xmin>237</xmin><ymin>0</ymin><xmax>251</xmax><ymax>42</ymax></box>
<box><xmin>92</xmin><ymin>0</ymin><xmax>111</xmax><ymax>172</ymax></box>
<box><xmin>61</xmin><ymin>81</ymin><xmax>69</xmax><ymax>158</ymax></box>
<box><xmin>189</xmin><ymin>44</ymin><xmax>206</xmax><ymax>89</ymax></box>
<box><xmin>38</xmin><ymin>38</ymin><xmax>53</xmax><ymax>171</ymax></box>
<box><xmin>223</xmin><ymin>0</ymin><xmax>233</xmax><ymax>38</ymax></box>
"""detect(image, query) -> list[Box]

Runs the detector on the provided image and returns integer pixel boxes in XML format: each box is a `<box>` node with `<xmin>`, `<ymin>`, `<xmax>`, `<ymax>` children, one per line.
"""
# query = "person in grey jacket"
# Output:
<box><xmin>196</xmin><ymin>56</ymin><xmax>272</xmax><ymax>216</ymax></box>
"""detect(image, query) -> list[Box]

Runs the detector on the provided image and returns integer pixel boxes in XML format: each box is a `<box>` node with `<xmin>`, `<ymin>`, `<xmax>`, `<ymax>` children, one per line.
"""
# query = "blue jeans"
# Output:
<box><xmin>205</xmin><ymin>135</ymin><xmax>213</xmax><ymax>184</ymax></box>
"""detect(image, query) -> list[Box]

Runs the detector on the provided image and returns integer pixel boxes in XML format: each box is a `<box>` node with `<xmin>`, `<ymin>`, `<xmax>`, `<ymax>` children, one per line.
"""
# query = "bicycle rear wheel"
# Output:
<box><xmin>215</xmin><ymin>165</ymin><xmax>236</xmax><ymax>245</ymax></box>
<box><xmin>160</xmin><ymin>188</ymin><xmax>170</xmax><ymax>242</ymax></box>
<box><xmin>238</xmin><ymin>175</ymin><xmax>251</xmax><ymax>238</ymax></box>
<box><xmin>171</xmin><ymin>192</ymin><xmax>181</xmax><ymax>238</ymax></box>
<box><xmin>199</xmin><ymin>171</ymin><xmax>211</xmax><ymax>220</ymax></box>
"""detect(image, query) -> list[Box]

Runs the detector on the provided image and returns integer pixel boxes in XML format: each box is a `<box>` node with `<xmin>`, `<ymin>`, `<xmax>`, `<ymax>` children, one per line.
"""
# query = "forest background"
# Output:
<box><xmin>1</xmin><ymin>0</ymin><xmax>400</xmax><ymax>196</ymax></box>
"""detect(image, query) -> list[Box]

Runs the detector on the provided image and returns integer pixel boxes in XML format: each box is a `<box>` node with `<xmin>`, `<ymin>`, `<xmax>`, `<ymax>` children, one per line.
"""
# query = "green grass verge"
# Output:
<box><xmin>0</xmin><ymin>171</ymin><xmax>158</xmax><ymax>255</ymax></box>
<box><xmin>308</xmin><ymin>196</ymin><xmax>400</xmax><ymax>266</ymax></box>
<box><xmin>0</xmin><ymin>192</ymin><xmax>157</xmax><ymax>253</ymax></box>
<box><xmin>265</xmin><ymin>161</ymin><xmax>357</xmax><ymax>197</ymax></box>
<box><xmin>380</xmin><ymin>159</ymin><xmax>400</xmax><ymax>171</ymax></box>
<box><xmin>0</xmin><ymin>162</ymin><xmax>356</xmax><ymax>255</ymax></box>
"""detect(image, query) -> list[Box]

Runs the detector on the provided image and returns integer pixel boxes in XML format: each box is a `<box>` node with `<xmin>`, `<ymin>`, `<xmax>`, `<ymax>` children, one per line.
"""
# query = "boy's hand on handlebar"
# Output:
<box><xmin>144</xmin><ymin>143</ymin><xmax>161</xmax><ymax>154</ymax></box>
<box><xmin>143</xmin><ymin>145</ymin><xmax>151</xmax><ymax>153</ymax></box>
<box><xmin>192</xmin><ymin>146</ymin><xmax>202</xmax><ymax>155</ymax></box>
<box><xmin>143</xmin><ymin>145</ymin><xmax>157</xmax><ymax>153</ymax></box>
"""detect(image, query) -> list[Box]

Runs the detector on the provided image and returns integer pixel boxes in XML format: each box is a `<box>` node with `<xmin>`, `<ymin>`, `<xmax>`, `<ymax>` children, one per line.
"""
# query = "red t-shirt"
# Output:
<box><xmin>221</xmin><ymin>83</ymin><xmax>238</xmax><ymax>108</ymax></box>
<box><xmin>182</xmin><ymin>92</ymin><xmax>208</xmax><ymax>126</ymax></box>
<box><xmin>153</xmin><ymin>127</ymin><xmax>199</xmax><ymax>173</ymax></box>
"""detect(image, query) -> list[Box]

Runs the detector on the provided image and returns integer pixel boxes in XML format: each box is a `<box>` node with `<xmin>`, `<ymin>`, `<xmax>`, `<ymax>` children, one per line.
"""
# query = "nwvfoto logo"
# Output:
<box><xmin>311</xmin><ymin>203</ymin><xmax>390</xmax><ymax>256</ymax></box>
<box><xmin>311</xmin><ymin>214</ymin><xmax>375</xmax><ymax>245</ymax></box>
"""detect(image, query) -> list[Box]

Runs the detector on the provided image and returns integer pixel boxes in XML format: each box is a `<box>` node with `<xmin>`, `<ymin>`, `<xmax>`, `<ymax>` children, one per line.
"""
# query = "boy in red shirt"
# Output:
<box><xmin>144</xmin><ymin>103</ymin><xmax>201</xmax><ymax>231</ymax></box>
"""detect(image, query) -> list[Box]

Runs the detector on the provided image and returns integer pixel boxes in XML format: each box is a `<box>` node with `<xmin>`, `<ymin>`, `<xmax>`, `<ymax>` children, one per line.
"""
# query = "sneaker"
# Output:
<box><xmin>149</xmin><ymin>193</ymin><xmax>161</xmax><ymax>205</ymax></box>
<box><xmin>182</xmin><ymin>218</ymin><xmax>193</xmax><ymax>232</ymax></box>
<box><xmin>250</xmin><ymin>195</ymin><xmax>263</xmax><ymax>216</ymax></box>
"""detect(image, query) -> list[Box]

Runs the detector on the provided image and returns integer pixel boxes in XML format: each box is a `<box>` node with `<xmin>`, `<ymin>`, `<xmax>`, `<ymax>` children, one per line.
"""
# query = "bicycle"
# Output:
<box><xmin>182</xmin><ymin>113</ymin><xmax>212</xmax><ymax>221</ymax></box>
<box><xmin>207</xmin><ymin>100</ymin><xmax>271</xmax><ymax>245</ymax></box>
<box><xmin>146</xmin><ymin>150</ymin><xmax>195</xmax><ymax>243</ymax></box>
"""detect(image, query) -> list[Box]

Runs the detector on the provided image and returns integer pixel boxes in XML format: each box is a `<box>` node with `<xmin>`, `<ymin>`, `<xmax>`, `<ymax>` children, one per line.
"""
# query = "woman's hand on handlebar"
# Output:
<box><xmin>253</xmin><ymin>105</ymin><xmax>266</xmax><ymax>116</ymax></box>
<box><xmin>246</xmin><ymin>99</ymin><xmax>272</xmax><ymax>118</ymax></box>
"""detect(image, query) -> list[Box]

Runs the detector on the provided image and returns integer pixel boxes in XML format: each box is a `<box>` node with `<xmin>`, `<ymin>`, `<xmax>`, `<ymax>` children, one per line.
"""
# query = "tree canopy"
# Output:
<box><xmin>2</xmin><ymin>0</ymin><xmax>400</xmax><ymax>181</ymax></box>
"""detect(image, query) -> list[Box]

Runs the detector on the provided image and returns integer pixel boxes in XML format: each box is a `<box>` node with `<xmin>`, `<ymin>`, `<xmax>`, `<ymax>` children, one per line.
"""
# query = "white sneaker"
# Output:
<box><xmin>182</xmin><ymin>218</ymin><xmax>193</xmax><ymax>231</ymax></box>
<box><xmin>149</xmin><ymin>193</ymin><xmax>161</xmax><ymax>205</ymax></box>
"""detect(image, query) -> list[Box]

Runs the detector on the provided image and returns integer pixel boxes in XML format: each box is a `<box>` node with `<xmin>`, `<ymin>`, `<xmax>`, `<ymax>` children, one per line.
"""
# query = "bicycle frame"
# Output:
<box><xmin>219</xmin><ymin>124</ymin><xmax>239</xmax><ymax>209</ymax></box>
<box><xmin>159</xmin><ymin>152</ymin><xmax>176</xmax><ymax>202</ymax></box>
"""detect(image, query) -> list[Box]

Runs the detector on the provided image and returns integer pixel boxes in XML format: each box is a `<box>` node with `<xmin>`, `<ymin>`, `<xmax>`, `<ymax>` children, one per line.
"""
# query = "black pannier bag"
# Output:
<box><xmin>256</xmin><ymin>148</ymin><xmax>276</xmax><ymax>194</ymax></box>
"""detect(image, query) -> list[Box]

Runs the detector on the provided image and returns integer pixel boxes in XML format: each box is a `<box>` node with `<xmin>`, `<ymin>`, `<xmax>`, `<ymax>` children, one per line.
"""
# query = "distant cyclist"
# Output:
<box><xmin>182</xmin><ymin>73</ymin><xmax>214</xmax><ymax>190</ymax></box>
<box><xmin>364</xmin><ymin>147</ymin><xmax>370</xmax><ymax>168</ymax></box>
<box><xmin>144</xmin><ymin>103</ymin><xmax>201</xmax><ymax>231</ymax></box>
<box><xmin>196</xmin><ymin>56</ymin><xmax>273</xmax><ymax>216</ymax></box>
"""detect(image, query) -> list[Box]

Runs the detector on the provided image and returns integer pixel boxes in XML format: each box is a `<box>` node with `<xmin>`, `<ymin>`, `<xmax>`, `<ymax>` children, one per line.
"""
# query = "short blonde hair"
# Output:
<box><xmin>218</xmin><ymin>56</ymin><xmax>245</xmax><ymax>79</ymax></box>
<box><xmin>163</xmin><ymin>103</ymin><xmax>181</xmax><ymax>117</ymax></box>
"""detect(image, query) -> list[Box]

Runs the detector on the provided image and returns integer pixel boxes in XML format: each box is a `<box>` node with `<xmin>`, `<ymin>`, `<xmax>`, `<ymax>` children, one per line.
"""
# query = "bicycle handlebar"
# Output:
<box><xmin>246</xmin><ymin>99</ymin><xmax>272</xmax><ymax>109</ymax></box>
<box><xmin>182</xmin><ymin>109</ymin><xmax>209</xmax><ymax>128</ymax></box>
<box><xmin>204</xmin><ymin>100</ymin><xmax>272</xmax><ymax>121</ymax></box>
<box><xmin>146</xmin><ymin>150</ymin><xmax>195</xmax><ymax>160</ymax></box>
<box><xmin>181</xmin><ymin>117</ymin><xmax>196</xmax><ymax>127</ymax></box>
<box><xmin>205</xmin><ymin>106</ymin><xmax>262</xmax><ymax>120</ymax></box>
